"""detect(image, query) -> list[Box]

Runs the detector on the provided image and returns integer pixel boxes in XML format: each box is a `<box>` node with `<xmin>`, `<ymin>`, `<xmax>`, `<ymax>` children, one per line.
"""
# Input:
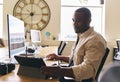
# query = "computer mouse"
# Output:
<box><xmin>27</xmin><ymin>48</ymin><xmax>35</xmax><ymax>53</ymax></box>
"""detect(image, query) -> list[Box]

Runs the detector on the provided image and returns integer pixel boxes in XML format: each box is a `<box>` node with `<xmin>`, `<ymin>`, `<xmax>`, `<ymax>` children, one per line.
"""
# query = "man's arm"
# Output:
<box><xmin>41</xmin><ymin>66</ymin><xmax>75</xmax><ymax>78</ymax></box>
<box><xmin>46</xmin><ymin>53</ymin><xmax>70</xmax><ymax>63</ymax></box>
<box><xmin>58</xmin><ymin>56</ymin><xmax>69</xmax><ymax>63</ymax></box>
<box><xmin>61</xmin><ymin>67</ymin><xmax>75</xmax><ymax>78</ymax></box>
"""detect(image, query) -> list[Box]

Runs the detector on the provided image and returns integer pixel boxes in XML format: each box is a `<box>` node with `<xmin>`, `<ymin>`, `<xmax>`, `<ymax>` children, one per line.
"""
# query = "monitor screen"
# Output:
<box><xmin>30</xmin><ymin>29</ymin><xmax>41</xmax><ymax>43</ymax></box>
<box><xmin>7</xmin><ymin>14</ymin><xmax>25</xmax><ymax>58</ymax></box>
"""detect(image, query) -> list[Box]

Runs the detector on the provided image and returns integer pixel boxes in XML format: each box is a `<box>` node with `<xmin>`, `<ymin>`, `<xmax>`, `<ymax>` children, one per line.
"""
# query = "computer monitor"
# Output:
<box><xmin>30</xmin><ymin>29</ymin><xmax>41</xmax><ymax>43</ymax></box>
<box><xmin>7</xmin><ymin>14</ymin><xmax>25</xmax><ymax>58</ymax></box>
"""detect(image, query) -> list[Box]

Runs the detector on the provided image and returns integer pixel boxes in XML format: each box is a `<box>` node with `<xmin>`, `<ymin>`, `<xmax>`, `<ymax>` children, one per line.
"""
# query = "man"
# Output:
<box><xmin>41</xmin><ymin>7</ymin><xmax>107</xmax><ymax>82</ymax></box>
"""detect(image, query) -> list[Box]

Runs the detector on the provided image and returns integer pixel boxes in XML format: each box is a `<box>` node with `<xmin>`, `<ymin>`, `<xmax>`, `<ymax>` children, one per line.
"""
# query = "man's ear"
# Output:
<box><xmin>88</xmin><ymin>18</ymin><xmax>91</xmax><ymax>23</ymax></box>
<box><xmin>84</xmin><ymin>18</ymin><xmax>91</xmax><ymax>26</ymax></box>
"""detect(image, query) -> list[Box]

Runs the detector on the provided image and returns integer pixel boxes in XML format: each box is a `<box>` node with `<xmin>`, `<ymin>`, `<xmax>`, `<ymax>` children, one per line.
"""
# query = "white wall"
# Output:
<box><xmin>3</xmin><ymin>0</ymin><xmax>60</xmax><ymax>43</ymax></box>
<box><xmin>104</xmin><ymin>0</ymin><xmax>120</xmax><ymax>65</ymax></box>
<box><xmin>105</xmin><ymin>0</ymin><xmax>120</xmax><ymax>41</ymax></box>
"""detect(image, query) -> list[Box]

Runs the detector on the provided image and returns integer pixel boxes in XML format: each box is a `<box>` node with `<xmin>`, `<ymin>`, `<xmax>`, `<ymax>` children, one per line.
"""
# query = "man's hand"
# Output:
<box><xmin>46</xmin><ymin>53</ymin><xmax>60</xmax><ymax>60</ymax></box>
<box><xmin>41</xmin><ymin>66</ymin><xmax>74</xmax><ymax>79</ymax></box>
<box><xmin>41</xmin><ymin>66</ymin><xmax>62</xmax><ymax>78</ymax></box>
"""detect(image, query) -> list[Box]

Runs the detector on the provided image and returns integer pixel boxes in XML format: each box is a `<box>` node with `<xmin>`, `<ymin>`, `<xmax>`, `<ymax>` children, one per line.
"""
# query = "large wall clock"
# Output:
<box><xmin>13</xmin><ymin>0</ymin><xmax>51</xmax><ymax>32</ymax></box>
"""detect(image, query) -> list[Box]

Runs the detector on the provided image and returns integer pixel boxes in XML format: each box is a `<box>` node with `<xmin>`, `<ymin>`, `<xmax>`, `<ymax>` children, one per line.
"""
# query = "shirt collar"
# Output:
<box><xmin>78</xmin><ymin>27</ymin><xmax>94</xmax><ymax>38</ymax></box>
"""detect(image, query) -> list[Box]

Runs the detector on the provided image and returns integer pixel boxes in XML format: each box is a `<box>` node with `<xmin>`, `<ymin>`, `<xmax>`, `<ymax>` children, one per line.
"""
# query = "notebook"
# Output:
<box><xmin>14</xmin><ymin>56</ymin><xmax>46</xmax><ymax>68</ymax></box>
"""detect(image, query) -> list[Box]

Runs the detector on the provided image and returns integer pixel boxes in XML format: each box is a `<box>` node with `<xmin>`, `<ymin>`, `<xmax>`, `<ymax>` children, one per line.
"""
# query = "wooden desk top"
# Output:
<box><xmin>0</xmin><ymin>65</ymin><xmax>59</xmax><ymax>82</ymax></box>
<box><xmin>0</xmin><ymin>46</ymin><xmax>59</xmax><ymax>82</ymax></box>
<box><xmin>36</xmin><ymin>46</ymin><xmax>58</xmax><ymax>58</ymax></box>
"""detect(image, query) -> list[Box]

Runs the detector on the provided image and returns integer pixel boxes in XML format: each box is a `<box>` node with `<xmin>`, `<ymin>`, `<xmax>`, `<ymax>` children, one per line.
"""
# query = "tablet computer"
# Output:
<box><xmin>14</xmin><ymin>56</ymin><xmax>46</xmax><ymax>68</ymax></box>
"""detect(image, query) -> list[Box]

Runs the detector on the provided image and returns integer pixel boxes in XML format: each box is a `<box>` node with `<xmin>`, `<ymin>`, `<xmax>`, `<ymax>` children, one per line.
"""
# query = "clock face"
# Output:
<box><xmin>13</xmin><ymin>0</ymin><xmax>51</xmax><ymax>32</ymax></box>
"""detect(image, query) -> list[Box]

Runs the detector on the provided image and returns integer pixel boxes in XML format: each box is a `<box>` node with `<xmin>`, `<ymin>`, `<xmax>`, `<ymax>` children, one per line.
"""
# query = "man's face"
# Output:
<box><xmin>73</xmin><ymin>12</ymin><xmax>90</xmax><ymax>33</ymax></box>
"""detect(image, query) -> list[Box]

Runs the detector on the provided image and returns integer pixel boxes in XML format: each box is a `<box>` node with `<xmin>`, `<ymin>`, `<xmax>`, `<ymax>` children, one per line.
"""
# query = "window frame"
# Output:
<box><xmin>0</xmin><ymin>0</ymin><xmax>3</xmax><ymax>38</ymax></box>
<box><xmin>60</xmin><ymin>0</ymin><xmax>105</xmax><ymax>41</ymax></box>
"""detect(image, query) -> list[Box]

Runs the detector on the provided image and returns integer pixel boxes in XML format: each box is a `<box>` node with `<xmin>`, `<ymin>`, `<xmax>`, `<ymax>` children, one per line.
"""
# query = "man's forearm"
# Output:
<box><xmin>60</xmin><ymin>67</ymin><xmax>75</xmax><ymax>78</ymax></box>
<box><xmin>59</xmin><ymin>56</ymin><xmax>69</xmax><ymax>63</ymax></box>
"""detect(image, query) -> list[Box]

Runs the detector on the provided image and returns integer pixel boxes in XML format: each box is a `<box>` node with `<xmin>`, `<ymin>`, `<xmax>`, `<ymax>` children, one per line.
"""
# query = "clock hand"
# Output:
<box><xmin>26</xmin><ymin>9</ymin><xmax>31</xmax><ymax>13</ymax></box>
<box><xmin>31</xmin><ymin>4</ymin><xmax>33</xmax><ymax>14</ymax></box>
<box><xmin>23</xmin><ymin>15</ymin><xmax>31</xmax><ymax>21</ymax></box>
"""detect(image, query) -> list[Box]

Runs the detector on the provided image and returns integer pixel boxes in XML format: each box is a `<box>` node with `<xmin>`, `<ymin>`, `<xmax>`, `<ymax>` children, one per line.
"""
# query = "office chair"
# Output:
<box><xmin>95</xmin><ymin>47</ymin><xmax>110</xmax><ymax>82</ymax></box>
<box><xmin>99</xmin><ymin>62</ymin><xmax>120</xmax><ymax>82</ymax></box>
<box><xmin>57</xmin><ymin>41</ymin><xmax>67</xmax><ymax>66</ymax></box>
<box><xmin>59</xmin><ymin>47</ymin><xmax>110</xmax><ymax>82</ymax></box>
<box><xmin>58</xmin><ymin>41</ymin><xmax>67</xmax><ymax>55</ymax></box>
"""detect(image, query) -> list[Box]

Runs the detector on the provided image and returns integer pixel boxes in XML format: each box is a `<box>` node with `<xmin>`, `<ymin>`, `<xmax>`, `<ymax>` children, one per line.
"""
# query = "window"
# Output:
<box><xmin>0</xmin><ymin>0</ymin><xmax>3</xmax><ymax>38</ymax></box>
<box><xmin>60</xmin><ymin>0</ymin><xmax>105</xmax><ymax>41</ymax></box>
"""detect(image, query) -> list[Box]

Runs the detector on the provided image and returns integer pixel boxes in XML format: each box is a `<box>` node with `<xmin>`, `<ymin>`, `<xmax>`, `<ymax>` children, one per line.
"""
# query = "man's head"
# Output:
<box><xmin>73</xmin><ymin>7</ymin><xmax>91</xmax><ymax>33</ymax></box>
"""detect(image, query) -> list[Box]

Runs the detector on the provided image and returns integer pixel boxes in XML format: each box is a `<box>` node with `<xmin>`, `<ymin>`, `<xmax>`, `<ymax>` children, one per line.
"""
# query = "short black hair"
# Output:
<box><xmin>75</xmin><ymin>7</ymin><xmax>91</xmax><ymax>20</ymax></box>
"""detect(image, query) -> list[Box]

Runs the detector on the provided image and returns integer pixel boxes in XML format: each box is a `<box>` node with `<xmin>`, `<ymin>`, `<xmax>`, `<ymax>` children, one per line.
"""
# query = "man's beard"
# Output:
<box><xmin>74</xmin><ymin>24</ymin><xmax>89</xmax><ymax>33</ymax></box>
<box><xmin>74</xmin><ymin>26</ymin><xmax>82</xmax><ymax>33</ymax></box>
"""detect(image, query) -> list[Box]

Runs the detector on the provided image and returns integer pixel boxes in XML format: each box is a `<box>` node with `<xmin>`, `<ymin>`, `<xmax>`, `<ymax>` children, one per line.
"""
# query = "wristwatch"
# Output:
<box><xmin>13</xmin><ymin>0</ymin><xmax>51</xmax><ymax>32</ymax></box>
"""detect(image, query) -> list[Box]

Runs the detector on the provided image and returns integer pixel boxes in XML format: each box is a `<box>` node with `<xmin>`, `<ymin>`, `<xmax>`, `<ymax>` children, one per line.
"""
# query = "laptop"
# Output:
<box><xmin>14</xmin><ymin>56</ymin><xmax>46</xmax><ymax>68</ymax></box>
<box><xmin>14</xmin><ymin>56</ymin><xmax>47</xmax><ymax>78</ymax></box>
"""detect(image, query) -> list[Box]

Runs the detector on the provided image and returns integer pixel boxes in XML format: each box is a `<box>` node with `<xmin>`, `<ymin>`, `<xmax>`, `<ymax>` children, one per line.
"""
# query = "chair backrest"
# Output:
<box><xmin>58</xmin><ymin>41</ymin><xmax>67</xmax><ymax>55</ymax></box>
<box><xmin>99</xmin><ymin>62</ymin><xmax>120</xmax><ymax>82</ymax></box>
<box><xmin>95</xmin><ymin>48</ymin><xmax>110</xmax><ymax>81</ymax></box>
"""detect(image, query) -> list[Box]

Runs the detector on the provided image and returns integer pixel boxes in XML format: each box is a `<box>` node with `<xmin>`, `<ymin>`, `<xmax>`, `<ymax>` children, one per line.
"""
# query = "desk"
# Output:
<box><xmin>0</xmin><ymin>46</ymin><xmax>58</xmax><ymax>63</ymax></box>
<box><xmin>36</xmin><ymin>46</ymin><xmax>58</xmax><ymax>58</ymax></box>
<box><xmin>0</xmin><ymin>65</ymin><xmax>59</xmax><ymax>82</ymax></box>
<box><xmin>0</xmin><ymin>46</ymin><xmax>59</xmax><ymax>82</ymax></box>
